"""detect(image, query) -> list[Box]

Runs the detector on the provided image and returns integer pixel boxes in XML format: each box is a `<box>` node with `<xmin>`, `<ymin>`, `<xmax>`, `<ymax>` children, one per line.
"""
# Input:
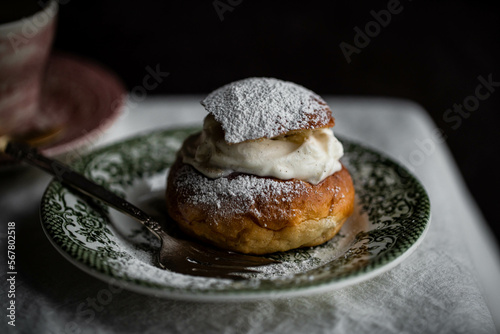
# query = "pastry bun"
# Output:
<box><xmin>166</xmin><ymin>160</ymin><xmax>354</xmax><ymax>254</ymax></box>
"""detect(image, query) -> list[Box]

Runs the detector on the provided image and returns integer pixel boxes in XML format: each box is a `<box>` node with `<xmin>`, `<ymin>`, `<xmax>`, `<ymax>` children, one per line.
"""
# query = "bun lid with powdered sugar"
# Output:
<box><xmin>201</xmin><ymin>77</ymin><xmax>335</xmax><ymax>144</ymax></box>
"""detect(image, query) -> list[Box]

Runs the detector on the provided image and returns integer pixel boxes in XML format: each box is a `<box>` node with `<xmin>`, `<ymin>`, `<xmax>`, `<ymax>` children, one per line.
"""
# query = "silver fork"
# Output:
<box><xmin>1</xmin><ymin>139</ymin><xmax>278</xmax><ymax>279</ymax></box>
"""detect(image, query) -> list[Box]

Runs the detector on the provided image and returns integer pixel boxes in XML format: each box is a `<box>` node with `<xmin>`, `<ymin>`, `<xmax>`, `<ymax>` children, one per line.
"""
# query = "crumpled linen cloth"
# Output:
<box><xmin>0</xmin><ymin>97</ymin><xmax>497</xmax><ymax>334</ymax></box>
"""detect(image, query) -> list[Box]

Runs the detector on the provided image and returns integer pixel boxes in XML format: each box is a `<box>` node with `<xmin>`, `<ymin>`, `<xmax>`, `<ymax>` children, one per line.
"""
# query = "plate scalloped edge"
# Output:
<box><xmin>40</xmin><ymin>127</ymin><xmax>431</xmax><ymax>301</ymax></box>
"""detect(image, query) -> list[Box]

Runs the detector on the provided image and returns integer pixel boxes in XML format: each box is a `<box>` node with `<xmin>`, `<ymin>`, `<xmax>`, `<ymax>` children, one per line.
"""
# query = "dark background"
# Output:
<box><xmin>50</xmin><ymin>0</ymin><xmax>500</xmax><ymax>242</ymax></box>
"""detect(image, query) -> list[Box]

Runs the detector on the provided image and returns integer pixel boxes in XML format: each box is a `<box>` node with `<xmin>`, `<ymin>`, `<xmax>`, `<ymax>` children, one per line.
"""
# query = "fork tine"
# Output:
<box><xmin>184</xmin><ymin>241</ymin><xmax>280</xmax><ymax>267</ymax></box>
<box><xmin>195</xmin><ymin>253</ymin><xmax>277</xmax><ymax>268</ymax></box>
<box><xmin>163</xmin><ymin>259</ymin><xmax>260</xmax><ymax>280</ymax></box>
<box><xmin>184</xmin><ymin>256</ymin><xmax>267</xmax><ymax>272</ymax></box>
<box><xmin>188</xmin><ymin>264</ymin><xmax>260</xmax><ymax>275</ymax></box>
<box><xmin>158</xmin><ymin>231</ymin><xmax>279</xmax><ymax>278</ymax></box>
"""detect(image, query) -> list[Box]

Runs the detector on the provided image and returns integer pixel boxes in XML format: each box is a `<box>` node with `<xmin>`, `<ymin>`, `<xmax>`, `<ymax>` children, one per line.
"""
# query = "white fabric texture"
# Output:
<box><xmin>0</xmin><ymin>97</ymin><xmax>498</xmax><ymax>334</ymax></box>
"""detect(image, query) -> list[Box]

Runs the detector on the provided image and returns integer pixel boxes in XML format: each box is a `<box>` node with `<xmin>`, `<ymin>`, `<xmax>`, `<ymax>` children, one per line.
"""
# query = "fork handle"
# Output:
<box><xmin>5</xmin><ymin>141</ymin><xmax>163</xmax><ymax>235</ymax></box>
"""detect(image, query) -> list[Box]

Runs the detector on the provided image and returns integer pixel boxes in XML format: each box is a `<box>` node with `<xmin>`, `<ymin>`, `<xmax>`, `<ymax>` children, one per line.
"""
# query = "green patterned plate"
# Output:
<box><xmin>40</xmin><ymin>127</ymin><xmax>430</xmax><ymax>300</ymax></box>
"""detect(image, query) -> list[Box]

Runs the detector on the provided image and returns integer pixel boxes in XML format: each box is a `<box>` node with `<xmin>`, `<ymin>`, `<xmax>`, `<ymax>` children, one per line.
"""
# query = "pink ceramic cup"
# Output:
<box><xmin>0</xmin><ymin>0</ymin><xmax>58</xmax><ymax>136</ymax></box>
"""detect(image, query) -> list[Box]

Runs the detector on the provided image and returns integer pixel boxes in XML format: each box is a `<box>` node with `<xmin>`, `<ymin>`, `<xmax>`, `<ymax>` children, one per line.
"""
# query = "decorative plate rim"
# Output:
<box><xmin>40</xmin><ymin>127</ymin><xmax>431</xmax><ymax>301</ymax></box>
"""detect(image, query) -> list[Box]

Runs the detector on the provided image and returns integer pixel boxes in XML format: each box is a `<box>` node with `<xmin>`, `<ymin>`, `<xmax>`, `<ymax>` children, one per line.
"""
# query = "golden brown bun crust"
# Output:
<box><xmin>166</xmin><ymin>158</ymin><xmax>355</xmax><ymax>254</ymax></box>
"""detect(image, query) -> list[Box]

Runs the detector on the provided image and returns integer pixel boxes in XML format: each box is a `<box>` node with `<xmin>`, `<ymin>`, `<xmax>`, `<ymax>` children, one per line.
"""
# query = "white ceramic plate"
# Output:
<box><xmin>40</xmin><ymin>127</ymin><xmax>430</xmax><ymax>301</ymax></box>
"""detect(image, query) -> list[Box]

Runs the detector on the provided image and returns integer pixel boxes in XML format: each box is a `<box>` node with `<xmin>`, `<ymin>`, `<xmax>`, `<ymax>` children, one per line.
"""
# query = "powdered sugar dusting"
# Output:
<box><xmin>174</xmin><ymin>163</ymin><xmax>311</xmax><ymax>219</ymax></box>
<box><xmin>201</xmin><ymin>77</ymin><xmax>333</xmax><ymax>143</ymax></box>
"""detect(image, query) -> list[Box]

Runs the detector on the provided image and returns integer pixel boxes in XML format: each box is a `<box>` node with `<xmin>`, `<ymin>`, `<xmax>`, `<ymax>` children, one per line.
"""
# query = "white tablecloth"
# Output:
<box><xmin>1</xmin><ymin>97</ymin><xmax>499</xmax><ymax>334</ymax></box>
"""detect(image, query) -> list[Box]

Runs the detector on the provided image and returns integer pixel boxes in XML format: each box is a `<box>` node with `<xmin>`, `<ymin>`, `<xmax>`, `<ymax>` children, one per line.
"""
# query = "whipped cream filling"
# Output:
<box><xmin>180</xmin><ymin>115</ymin><xmax>344</xmax><ymax>185</ymax></box>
